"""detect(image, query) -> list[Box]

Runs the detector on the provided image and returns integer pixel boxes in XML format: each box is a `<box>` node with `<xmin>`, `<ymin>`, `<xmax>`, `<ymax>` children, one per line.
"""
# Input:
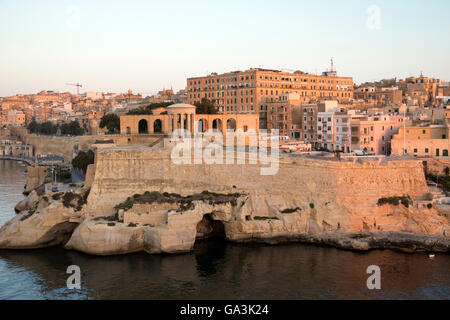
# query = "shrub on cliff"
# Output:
<box><xmin>281</xmin><ymin>207</ymin><xmax>301</xmax><ymax>214</ymax></box>
<box><xmin>114</xmin><ymin>191</ymin><xmax>246</xmax><ymax>213</ymax></box>
<box><xmin>377</xmin><ymin>196</ymin><xmax>411</xmax><ymax>208</ymax></box>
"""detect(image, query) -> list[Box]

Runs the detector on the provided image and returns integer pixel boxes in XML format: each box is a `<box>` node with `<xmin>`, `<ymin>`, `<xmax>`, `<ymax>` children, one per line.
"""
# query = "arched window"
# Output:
<box><xmin>212</xmin><ymin>119</ymin><xmax>222</xmax><ymax>132</ymax></box>
<box><xmin>153</xmin><ymin>119</ymin><xmax>162</xmax><ymax>133</ymax></box>
<box><xmin>226</xmin><ymin>118</ymin><xmax>236</xmax><ymax>131</ymax></box>
<box><xmin>138</xmin><ymin>119</ymin><xmax>148</xmax><ymax>134</ymax></box>
<box><xmin>444</xmin><ymin>150</ymin><xmax>449</xmax><ymax>157</ymax></box>
<box><xmin>198</xmin><ymin>119</ymin><xmax>208</xmax><ymax>133</ymax></box>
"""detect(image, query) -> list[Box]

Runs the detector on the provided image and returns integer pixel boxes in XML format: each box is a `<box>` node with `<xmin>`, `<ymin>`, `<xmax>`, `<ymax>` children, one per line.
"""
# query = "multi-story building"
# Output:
<box><xmin>391</xmin><ymin>124</ymin><xmax>450</xmax><ymax>157</ymax></box>
<box><xmin>5</xmin><ymin>109</ymin><xmax>26</xmax><ymax>126</ymax></box>
<box><xmin>187</xmin><ymin>67</ymin><xmax>354</xmax><ymax>128</ymax></box>
<box><xmin>0</xmin><ymin>139</ymin><xmax>33</xmax><ymax>157</ymax></box>
<box><xmin>333</xmin><ymin>112</ymin><xmax>353</xmax><ymax>153</ymax></box>
<box><xmin>354</xmin><ymin>86</ymin><xmax>403</xmax><ymax>106</ymax></box>
<box><xmin>265</xmin><ymin>93</ymin><xmax>318</xmax><ymax>141</ymax></box>
<box><xmin>293</xmin><ymin>103</ymin><xmax>318</xmax><ymax>142</ymax></box>
<box><xmin>316</xmin><ymin>101</ymin><xmax>340</xmax><ymax>150</ymax></box>
<box><xmin>350</xmin><ymin>115</ymin><xmax>403</xmax><ymax>155</ymax></box>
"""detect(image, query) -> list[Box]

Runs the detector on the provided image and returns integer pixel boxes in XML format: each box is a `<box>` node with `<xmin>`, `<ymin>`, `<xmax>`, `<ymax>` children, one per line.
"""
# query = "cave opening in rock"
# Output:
<box><xmin>196</xmin><ymin>214</ymin><xmax>226</xmax><ymax>241</ymax></box>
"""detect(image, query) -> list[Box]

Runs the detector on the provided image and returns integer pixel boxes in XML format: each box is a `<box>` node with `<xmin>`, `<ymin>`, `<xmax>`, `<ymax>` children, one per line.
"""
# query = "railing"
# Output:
<box><xmin>0</xmin><ymin>155</ymin><xmax>34</xmax><ymax>165</ymax></box>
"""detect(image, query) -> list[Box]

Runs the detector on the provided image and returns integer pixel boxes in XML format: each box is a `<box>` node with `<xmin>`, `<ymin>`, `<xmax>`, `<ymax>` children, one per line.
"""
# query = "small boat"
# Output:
<box><xmin>429</xmin><ymin>254</ymin><xmax>435</xmax><ymax>259</ymax></box>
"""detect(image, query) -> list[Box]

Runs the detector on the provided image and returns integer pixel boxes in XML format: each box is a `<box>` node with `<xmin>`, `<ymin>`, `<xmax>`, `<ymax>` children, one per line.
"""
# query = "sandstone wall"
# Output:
<box><xmin>25</xmin><ymin>165</ymin><xmax>47</xmax><ymax>193</ymax></box>
<box><xmin>87</xmin><ymin>147</ymin><xmax>429</xmax><ymax>224</ymax></box>
<box><xmin>10</xmin><ymin>127</ymin><xmax>162</xmax><ymax>161</ymax></box>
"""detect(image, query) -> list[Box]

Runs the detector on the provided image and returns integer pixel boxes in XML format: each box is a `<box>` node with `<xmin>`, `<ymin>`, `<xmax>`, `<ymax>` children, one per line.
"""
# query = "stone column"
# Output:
<box><xmin>168</xmin><ymin>115</ymin><xmax>172</xmax><ymax>134</ymax></box>
<box><xmin>180</xmin><ymin>114</ymin><xmax>185</xmax><ymax>131</ymax></box>
<box><xmin>193</xmin><ymin>115</ymin><xmax>198</xmax><ymax>134</ymax></box>
<box><xmin>186</xmin><ymin>114</ymin><xmax>191</xmax><ymax>135</ymax></box>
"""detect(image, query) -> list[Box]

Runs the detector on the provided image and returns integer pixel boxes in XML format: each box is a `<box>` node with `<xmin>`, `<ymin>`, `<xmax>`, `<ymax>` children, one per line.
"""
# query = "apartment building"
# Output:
<box><xmin>333</xmin><ymin>112</ymin><xmax>353</xmax><ymax>152</ymax></box>
<box><xmin>187</xmin><ymin>67</ymin><xmax>353</xmax><ymax>128</ymax></box>
<box><xmin>265</xmin><ymin>92</ymin><xmax>318</xmax><ymax>142</ymax></box>
<box><xmin>350</xmin><ymin>115</ymin><xmax>403</xmax><ymax>155</ymax></box>
<box><xmin>316</xmin><ymin>101</ymin><xmax>340</xmax><ymax>150</ymax></box>
<box><xmin>391</xmin><ymin>125</ymin><xmax>450</xmax><ymax>157</ymax></box>
<box><xmin>293</xmin><ymin>103</ymin><xmax>318</xmax><ymax>142</ymax></box>
<box><xmin>354</xmin><ymin>86</ymin><xmax>403</xmax><ymax>106</ymax></box>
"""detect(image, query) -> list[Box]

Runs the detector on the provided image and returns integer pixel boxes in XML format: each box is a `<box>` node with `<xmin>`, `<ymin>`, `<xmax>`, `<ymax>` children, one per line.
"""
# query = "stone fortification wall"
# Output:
<box><xmin>9</xmin><ymin>127</ymin><xmax>162</xmax><ymax>161</ymax></box>
<box><xmin>87</xmin><ymin>147</ymin><xmax>429</xmax><ymax>222</ymax></box>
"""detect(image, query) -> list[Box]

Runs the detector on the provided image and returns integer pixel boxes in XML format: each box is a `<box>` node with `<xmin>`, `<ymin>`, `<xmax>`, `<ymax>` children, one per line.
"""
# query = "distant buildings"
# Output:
<box><xmin>0</xmin><ymin>139</ymin><xmax>33</xmax><ymax>158</ymax></box>
<box><xmin>355</xmin><ymin>73</ymin><xmax>447</xmax><ymax>108</ymax></box>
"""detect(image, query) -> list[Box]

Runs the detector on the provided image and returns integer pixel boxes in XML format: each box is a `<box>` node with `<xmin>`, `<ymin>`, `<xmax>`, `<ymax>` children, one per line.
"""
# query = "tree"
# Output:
<box><xmin>72</xmin><ymin>150</ymin><xmax>95</xmax><ymax>174</ymax></box>
<box><xmin>126</xmin><ymin>102</ymin><xmax>173</xmax><ymax>115</ymax></box>
<box><xmin>61</xmin><ymin>121</ymin><xmax>84</xmax><ymax>136</ymax></box>
<box><xmin>27</xmin><ymin>120</ymin><xmax>39</xmax><ymax>133</ymax></box>
<box><xmin>99</xmin><ymin>114</ymin><xmax>120</xmax><ymax>133</ymax></box>
<box><xmin>39</xmin><ymin>122</ymin><xmax>58</xmax><ymax>135</ymax></box>
<box><xmin>27</xmin><ymin>120</ymin><xmax>58</xmax><ymax>135</ymax></box>
<box><xmin>194</xmin><ymin>98</ymin><xmax>218</xmax><ymax>114</ymax></box>
<box><xmin>445</xmin><ymin>167</ymin><xmax>450</xmax><ymax>176</ymax></box>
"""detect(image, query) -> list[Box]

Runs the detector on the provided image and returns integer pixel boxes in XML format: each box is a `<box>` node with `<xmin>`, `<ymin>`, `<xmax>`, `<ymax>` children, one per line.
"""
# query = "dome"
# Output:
<box><xmin>167</xmin><ymin>103</ymin><xmax>196</xmax><ymax>114</ymax></box>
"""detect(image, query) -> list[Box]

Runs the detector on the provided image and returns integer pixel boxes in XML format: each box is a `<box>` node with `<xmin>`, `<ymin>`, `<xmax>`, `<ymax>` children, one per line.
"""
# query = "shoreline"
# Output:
<box><xmin>0</xmin><ymin>156</ymin><xmax>33</xmax><ymax>165</ymax></box>
<box><xmin>2</xmin><ymin>230</ymin><xmax>448</xmax><ymax>255</ymax></box>
<box><xmin>244</xmin><ymin>231</ymin><xmax>450</xmax><ymax>254</ymax></box>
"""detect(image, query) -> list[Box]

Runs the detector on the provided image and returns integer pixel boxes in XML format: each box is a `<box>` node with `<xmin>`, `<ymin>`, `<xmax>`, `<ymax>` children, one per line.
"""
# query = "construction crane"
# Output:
<box><xmin>66</xmin><ymin>82</ymin><xmax>82</xmax><ymax>95</ymax></box>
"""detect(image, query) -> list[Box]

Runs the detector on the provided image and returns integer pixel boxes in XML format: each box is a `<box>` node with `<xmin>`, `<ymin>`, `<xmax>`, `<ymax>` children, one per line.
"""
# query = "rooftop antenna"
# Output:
<box><xmin>330</xmin><ymin>57</ymin><xmax>335</xmax><ymax>72</ymax></box>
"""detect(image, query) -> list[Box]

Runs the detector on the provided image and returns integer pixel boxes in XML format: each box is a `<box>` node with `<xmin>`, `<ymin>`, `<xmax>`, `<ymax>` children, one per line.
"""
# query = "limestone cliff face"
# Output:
<box><xmin>85</xmin><ymin>147</ymin><xmax>442</xmax><ymax>235</ymax></box>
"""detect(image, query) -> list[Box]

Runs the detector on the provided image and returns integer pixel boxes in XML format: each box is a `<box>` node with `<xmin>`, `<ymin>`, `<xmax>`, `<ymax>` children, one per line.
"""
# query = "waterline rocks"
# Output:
<box><xmin>0</xmin><ymin>188</ymin><xmax>89</xmax><ymax>249</ymax></box>
<box><xmin>65</xmin><ymin>192</ymin><xmax>249</xmax><ymax>255</ymax></box>
<box><xmin>64</xmin><ymin>220</ymin><xmax>145</xmax><ymax>255</ymax></box>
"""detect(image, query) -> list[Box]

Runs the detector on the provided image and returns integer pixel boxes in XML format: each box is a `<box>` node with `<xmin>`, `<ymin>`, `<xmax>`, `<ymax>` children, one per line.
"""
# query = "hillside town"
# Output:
<box><xmin>1</xmin><ymin>65</ymin><xmax>450</xmax><ymax>159</ymax></box>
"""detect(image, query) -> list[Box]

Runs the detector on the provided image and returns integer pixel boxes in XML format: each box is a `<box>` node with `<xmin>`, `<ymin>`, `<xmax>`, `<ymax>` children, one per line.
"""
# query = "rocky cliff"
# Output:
<box><xmin>1</xmin><ymin>146</ymin><xmax>449</xmax><ymax>255</ymax></box>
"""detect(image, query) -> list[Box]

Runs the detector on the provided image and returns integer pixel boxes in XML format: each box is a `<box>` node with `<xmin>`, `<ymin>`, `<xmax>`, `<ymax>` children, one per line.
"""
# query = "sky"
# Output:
<box><xmin>0</xmin><ymin>0</ymin><xmax>449</xmax><ymax>97</ymax></box>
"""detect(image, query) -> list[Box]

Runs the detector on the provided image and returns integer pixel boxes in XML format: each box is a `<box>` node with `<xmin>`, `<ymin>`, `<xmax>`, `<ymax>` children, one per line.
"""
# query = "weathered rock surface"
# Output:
<box><xmin>0</xmin><ymin>189</ymin><xmax>88</xmax><ymax>249</ymax></box>
<box><xmin>14</xmin><ymin>190</ymin><xmax>40</xmax><ymax>213</ymax></box>
<box><xmin>64</xmin><ymin>220</ymin><xmax>145</xmax><ymax>255</ymax></box>
<box><xmin>254</xmin><ymin>231</ymin><xmax>450</xmax><ymax>253</ymax></box>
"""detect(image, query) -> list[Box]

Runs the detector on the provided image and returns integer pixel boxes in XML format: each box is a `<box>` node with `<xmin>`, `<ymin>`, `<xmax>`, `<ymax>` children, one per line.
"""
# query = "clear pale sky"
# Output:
<box><xmin>1</xmin><ymin>0</ymin><xmax>449</xmax><ymax>97</ymax></box>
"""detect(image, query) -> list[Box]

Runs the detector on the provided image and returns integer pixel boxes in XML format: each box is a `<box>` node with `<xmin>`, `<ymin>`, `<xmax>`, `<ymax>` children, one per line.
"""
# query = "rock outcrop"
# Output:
<box><xmin>0</xmin><ymin>189</ymin><xmax>89</xmax><ymax>249</ymax></box>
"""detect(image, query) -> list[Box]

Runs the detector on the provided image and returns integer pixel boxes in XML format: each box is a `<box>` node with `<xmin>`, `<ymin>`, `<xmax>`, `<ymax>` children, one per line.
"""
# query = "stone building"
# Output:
<box><xmin>187</xmin><ymin>67</ymin><xmax>353</xmax><ymax>128</ymax></box>
<box><xmin>391</xmin><ymin>124</ymin><xmax>450</xmax><ymax>157</ymax></box>
<box><xmin>265</xmin><ymin>93</ymin><xmax>319</xmax><ymax>142</ymax></box>
<box><xmin>120</xmin><ymin>103</ymin><xmax>259</xmax><ymax>136</ymax></box>
<box><xmin>350</xmin><ymin>115</ymin><xmax>404</xmax><ymax>155</ymax></box>
<box><xmin>354</xmin><ymin>86</ymin><xmax>403</xmax><ymax>106</ymax></box>
<box><xmin>0</xmin><ymin>139</ymin><xmax>33</xmax><ymax>157</ymax></box>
